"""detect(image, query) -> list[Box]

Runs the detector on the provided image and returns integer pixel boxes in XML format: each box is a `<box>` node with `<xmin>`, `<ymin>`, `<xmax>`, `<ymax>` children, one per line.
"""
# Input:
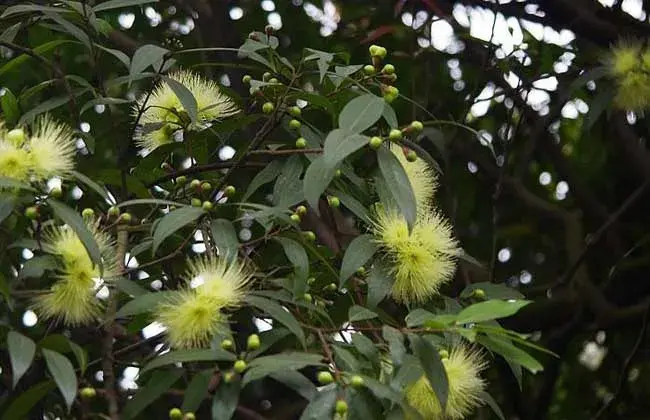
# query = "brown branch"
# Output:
<box><xmin>248</xmin><ymin>148</ymin><xmax>323</xmax><ymax>156</ymax></box>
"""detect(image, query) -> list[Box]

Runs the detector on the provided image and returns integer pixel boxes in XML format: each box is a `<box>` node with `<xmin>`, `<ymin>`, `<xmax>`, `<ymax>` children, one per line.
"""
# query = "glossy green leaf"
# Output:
<box><xmin>114</xmin><ymin>277</ymin><xmax>149</xmax><ymax>297</ymax></box>
<box><xmin>382</xmin><ymin>103</ymin><xmax>398</xmax><ymax>128</ymax></box>
<box><xmin>383</xmin><ymin>326</ymin><xmax>406</xmax><ymax>366</ymax></box>
<box><xmin>348</xmin><ymin>305</ymin><xmax>378</xmax><ymax>322</ymax></box>
<box><xmin>243</xmin><ymin>159</ymin><xmax>283</xmax><ymax>200</ymax></box>
<box><xmin>352</xmin><ymin>333</ymin><xmax>379</xmax><ymax>361</ymax></box>
<box><xmin>300</xmin><ymin>387</ymin><xmax>337</xmax><ymax>420</ymax></box>
<box><xmin>18</xmin><ymin>255</ymin><xmax>57</xmax><ymax>279</ymax></box>
<box><xmin>182</xmin><ymin>369</ymin><xmax>213</xmax><ymax>412</ymax></box>
<box><xmin>269</xmin><ymin>370</ymin><xmax>316</xmax><ymax>401</ymax></box>
<box><xmin>479</xmin><ymin>391</ymin><xmax>506</xmax><ymax>420</ymax></box>
<box><xmin>367</xmin><ymin>261</ymin><xmax>392</xmax><ymax>308</ymax></box>
<box><xmin>332</xmin><ymin>346</ymin><xmax>361</xmax><ymax>372</ymax></box>
<box><xmin>331</xmin><ymin>189</ymin><xmax>370</xmax><ymax>224</ymax></box>
<box><xmin>243</xmin><ymin>352</ymin><xmax>324</xmax><ymax>385</ymax></box>
<box><xmin>151</xmin><ymin>206</ymin><xmax>204</xmax><ymax>255</ymax></box>
<box><xmin>130</xmin><ymin>44</ymin><xmax>169</xmax><ymax>76</ymax></box>
<box><xmin>340</xmin><ymin>234</ymin><xmax>376</xmax><ymax>285</ymax></box>
<box><xmin>211</xmin><ymin>381</ymin><xmax>240</xmax><ymax>419</ymax></box>
<box><xmin>93</xmin><ymin>0</ymin><xmax>158</xmax><ymax>12</ymax></box>
<box><xmin>245</xmin><ymin>295</ymin><xmax>306</xmax><ymax>346</ymax></box>
<box><xmin>161</xmin><ymin>75</ymin><xmax>198</xmax><ymax>123</ymax></box>
<box><xmin>122</xmin><ymin>369</ymin><xmax>183</xmax><ymax>419</ymax></box>
<box><xmin>275</xmin><ymin>237</ymin><xmax>309</xmax><ymax>294</ymax></box>
<box><xmin>339</xmin><ymin>94</ymin><xmax>385</xmax><ymax>134</ymax></box>
<box><xmin>456</xmin><ymin>299</ymin><xmax>531</xmax><ymax>325</ymax></box>
<box><xmin>303</xmin><ymin>156</ymin><xmax>337</xmax><ymax>212</ymax></box>
<box><xmin>459</xmin><ymin>282</ymin><xmax>525</xmax><ymax>300</ymax></box>
<box><xmin>0</xmin><ymin>381</ymin><xmax>55</xmax><ymax>420</ymax></box>
<box><xmin>7</xmin><ymin>331</ymin><xmax>36</xmax><ymax>388</ymax></box>
<box><xmin>0</xmin><ymin>194</ymin><xmax>15</xmax><ymax>225</ymax></box>
<box><xmin>410</xmin><ymin>335</ymin><xmax>448</xmax><ymax>409</ymax></box>
<box><xmin>42</xmin><ymin>349</ymin><xmax>77</xmax><ymax>411</ymax></box>
<box><xmin>141</xmin><ymin>348</ymin><xmax>236</xmax><ymax>374</ymax></box>
<box><xmin>273</xmin><ymin>155</ymin><xmax>304</xmax><ymax>207</ymax></box>
<box><xmin>116</xmin><ymin>291</ymin><xmax>175</xmax><ymax>318</ymax></box>
<box><xmin>477</xmin><ymin>335</ymin><xmax>543</xmax><ymax>374</ymax></box>
<box><xmin>44</xmin><ymin>11</ymin><xmax>90</xmax><ymax>48</ymax></box>
<box><xmin>376</xmin><ymin>146</ymin><xmax>417</xmax><ymax>229</ymax></box>
<box><xmin>48</xmin><ymin>199</ymin><xmax>102</xmax><ymax>268</ymax></box>
<box><xmin>0</xmin><ymin>88</ymin><xmax>19</xmax><ymax>125</ymax></box>
<box><xmin>210</xmin><ymin>219</ymin><xmax>240</xmax><ymax>262</ymax></box>
<box><xmin>0</xmin><ymin>40</ymin><xmax>73</xmax><ymax>78</ymax></box>
<box><xmin>323</xmin><ymin>128</ymin><xmax>368</xmax><ymax>170</ymax></box>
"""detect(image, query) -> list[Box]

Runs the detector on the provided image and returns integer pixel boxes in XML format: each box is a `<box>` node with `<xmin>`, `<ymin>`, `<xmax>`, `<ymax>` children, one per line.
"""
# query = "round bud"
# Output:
<box><xmin>410</xmin><ymin>120</ymin><xmax>424</xmax><ymax>132</ymax></box>
<box><xmin>242</xmin><ymin>75</ymin><xmax>252</xmax><ymax>84</ymax></box>
<box><xmin>175</xmin><ymin>176</ymin><xmax>187</xmax><ymax>186</ymax></box>
<box><xmin>317</xmin><ymin>371</ymin><xmax>334</xmax><ymax>385</ymax></box>
<box><xmin>335</xmin><ymin>400</ymin><xmax>348</xmax><ymax>415</ymax></box>
<box><xmin>334</xmin><ymin>169</ymin><xmax>342</xmax><ymax>178</ymax></box>
<box><xmin>473</xmin><ymin>288</ymin><xmax>486</xmax><ymax>299</ymax></box>
<box><xmin>369</xmin><ymin>136</ymin><xmax>383</xmax><ymax>149</ymax></box>
<box><xmin>24</xmin><ymin>206</ymin><xmax>39</xmax><ymax>220</ymax></box>
<box><xmin>224</xmin><ymin>185</ymin><xmax>236</xmax><ymax>197</ymax></box>
<box><xmin>303</xmin><ymin>293</ymin><xmax>312</xmax><ymax>302</ymax></box>
<box><xmin>289</xmin><ymin>119</ymin><xmax>301</xmax><ymax>130</ymax></box>
<box><xmin>191</xmin><ymin>198</ymin><xmax>202</xmax><ymax>207</ymax></box>
<box><xmin>406</xmin><ymin>150</ymin><xmax>418</xmax><ymax>162</ymax></box>
<box><xmin>79</xmin><ymin>387</ymin><xmax>96</xmax><ymax>399</ymax></box>
<box><xmin>234</xmin><ymin>360</ymin><xmax>247</xmax><ymax>373</ymax></box>
<box><xmin>369</xmin><ymin>45</ymin><xmax>381</xmax><ymax>57</ymax></box>
<box><xmin>49</xmin><ymin>186</ymin><xmax>63</xmax><ymax>198</ymax></box>
<box><xmin>302</xmin><ymin>231</ymin><xmax>316</xmax><ymax>242</ymax></box>
<box><xmin>169</xmin><ymin>408</ymin><xmax>183</xmax><ymax>420</ymax></box>
<box><xmin>289</xmin><ymin>106</ymin><xmax>302</xmax><ymax>117</ymax></box>
<box><xmin>377</xmin><ymin>46</ymin><xmax>388</xmax><ymax>58</ymax></box>
<box><xmin>388</xmin><ymin>129</ymin><xmax>402</xmax><ymax>141</ymax></box>
<box><xmin>307</xmin><ymin>277</ymin><xmax>316</xmax><ymax>285</ymax></box>
<box><xmin>221</xmin><ymin>339</ymin><xmax>234</xmax><ymax>351</ymax></box>
<box><xmin>386</xmin><ymin>86</ymin><xmax>399</xmax><ymax>96</ymax></box>
<box><xmin>262</xmin><ymin>102</ymin><xmax>275</xmax><ymax>114</ymax></box>
<box><xmin>200</xmin><ymin>182</ymin><xmax>212</xmax><ymax>192</ymax></box>
<box><xmin>350</xmin><ymin>375</ymin><xmax>364</xmax><ymax>388</ymax></box>
<box><xmin>82</xmin><ymin>208</ymin><xmax>95</xmax><ymax>218</ymax></box>
<box><xmin>296</xmin><ymin>205</ymin><xmax>307</xmax><ymax>216</ymax></box>
<box><xmin>247</xmin><ymin>334</ymin><xmax>261</xmax><ymax>351</ymax></box>
<box><xmin>325</xmin><ymin>283</ymin><xmax>337</xmax><ymax>292</ymax></box>
<box><xmin>183</xmin><ymin>413</ymin><xmax>196</xmax><ymax>420</ymax></box>
<box><xmin>290</xmin><ymin>213</ymin><xmax>301</xmax><ymax>223</ymax></box>
<box><xmin>316</xmin><ymin>300</ymin><xmax>326</xmax><ymax>308</ymax></box>
<box><xmin>118</xmin><ymin>213</ymin><xmax>132</xmax><ymax>224</ymax></box>
<box><xmin>382</xmin><ymin>64</ymin><xmax>395</xmax><ymax>74</ymax></box>
<box><xmin>356</xmin><ymin>266</ymin><xmax>366</xmax><ymax>276</ymax></box>
<box><xmin>269</xmin><ymin>78</ymin><xmax>279</xmax><ymax>84</ymax></box>
<box><xmin>295</xmin><ymin>137</ymin><xmax>307</xmax><ymax>149</ymax></box>
<box><xmin>383</xmin><ymin>93</ymin><xmax>397</xmax><ymax>104</ymax></box>
<box><xmin>190</xmin><ymin>179</ymin><xmax>202</xmax><ymax>190</ymax></box>
<box><xmin>262</xmin><ymin>72</ymin><xmax>272</xmax><ymax>81</ymax></box>
<box><xmin>223</xmin><ymin>371</ymin><xmax>236</xmax><ymax>383</ymax></box>
<box><xmin>202</xmin><ymin>201</ymin><xmax>213</xmax><ymax>211</ymax></box>
<box><xmin>107</xmin><ymin>206</ymin><xmax>120</xmax><ymax>218</ymax></box>
<box><xmin>438</xmin><ymin>349</ymin><xmax>449</xmax><ymax>359</ymax></box>
<box><xmin>327</xmin><ymin>196</ymin><xmax>340</xmax><ymax>208</ymax></box>
<box><xmin>6</xmin><ymin>128</ymin><xmax>26</xmax><ymax>146</ymax></box>
<box><xmin>363</xmin><ymin>64</ymin><xmax>376</xmax><ymax>75</ymax></box>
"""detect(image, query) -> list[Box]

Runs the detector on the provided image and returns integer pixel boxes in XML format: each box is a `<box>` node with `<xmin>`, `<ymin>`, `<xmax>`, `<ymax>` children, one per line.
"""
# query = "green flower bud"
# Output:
<box><xmin>82</xmin><ymin>208</ymin><xmax>95</xmax><ymax>218</ymax></box>
<box><xmin>224</xmin><ymin>185</ymin><xmax>236</xmax><ymax>197</ymax></box>
<box><xmin>302</xmin><ymin>231</ymin><xmax>316</xmax><ymax>242</ymax></box>
<box><xmin>473</xmin><ymin>288</ymin><xmax>486</xmax><ymax>299</ymax></box>
<box><xmin>382</xmin><ymin>64</ymin><xmax>395</xmax><ymax>74</ymax></box>
<box><xmin>118</xmin><ymin>213</ymin><xmax>132</xmax><ymax>224</ymax></box>
<box><xmin>438</xmin><ymin>349</ymin><xmax>449</xmax><ymax>359</ymax></box>
<box><xmin>410</xmin><ymin>120</ymin><xmax>424</xmax><ymax>132</ymax></box>
<box><xmin>334</xmin><ymin>169</ymin><xmax>342</xmax><ymax>178</ymax></box>
<box><xmin>363</xmin><ymin>64</ymin><xmax>376</xmax><ymax>75</ymax></box>
<box><xmin>317</xmin><ymin>371</ymin><xmax>334</xmax><ymax>385</ymax></box>
<box><xmin>262</xmin><ymin>102</ymin><xmax>275</xmax><ymax>114</ymax></box>
<box><xmin>191</xmin><ymin>198</ymin><xmax>202</xmax><ymax>207</ymax></box>
<box><xmin>406</xmin><ymin>150</ymin><xmax>418</xmax><ymax>162</ymax></box>
<box><xmin>79</xmin><ymin>387</ymin><xmax>96</xmax><ymax>399</ymax></box>
<box><xmin>269</xmin><ymin>78</ymin><xmax>279</xmax><ymax>84</ymax></box>
<box><xmin>223</xmin><ymin>371</ymin><xmax>236</xmax><ymax>383</ymax></box>
<box><xmin>234</xmin><ymin>359</ymin><xmax>247</xmax><ymax>373</ymax></box>
<box><xmin>303</xmin><ymin>293</ymin><xmax>312</xmax><ymax>302</ymax></box>
<box><xmin>289</xmin><ymin>106</ymin><xmax>302</xmax><ymax>117</ymax></box>
<box><xmin>221</xmin><ymin>339</ymin><xmax>234</xmax><ymax>351</ymax></box>
<box><xmin>242</xmin><ymin>75</ymin><xmax>252</xmax><ymax>84</ymax></box>
<box><xmin>202</xmin><ymin>201</ymin><xmax>213</xmax><ymax>211</ymax></box>
<box><xmin>335</xmin><ymin>400</ymin><xmax>348</xmax><ymax>415</ymax></box>
<box><xmin>295</xmin><ymin>137</ymin><xmax>307</xmax><ymax>149</ymax></box>
<box><xmin>169</xmin><ymin>408</ymin><xmax>183</xmax><ymax>420</ymax></box>
<box><xmin>296</xmin><ymin>205</ymin><xmax>307</xmax><ymax>216</ymax></box>
<box><xmin>107</xmin><ymin>206</ymin><xmax>120</xmax><ymax>218</ymax></box>
<box><xmin>356</xmin><ymin>266</ymin><xmax>366</xmax><ymax>276</ymax></box>
<box><xmin>369</xmin><ymin>45</ymin><xmax>383</xmax><ymax>57</ymax></box>
<box><xmin>200</xmin><ymin>182</ymin><xmax>212</xmax><ymax>192</ymax></box>
<box><xmin>388</xmin><ymin>129</ymin><xmax>402</xmax><ymax>141</ymax></box>
<box><xmin>183</xmin><ymin>413</ymin><xmax>196</xmax><ymax>420</ymax></box>
<box><xmin>190</xmin><ymin>179</ymin><xmax>202</xmax><ymax>190</ymax></box>
<box><xmin>24</xmin><ymin>206</ymin><xmax>39</xmax><ymax>220</ymax></box>
<box><xmin>247</xmin><ymin>334</ymin><xmax>261</xmax><ymax>351</ymax></box>
<box><xmin>175</xmin><ymin>175</ymin><xmax>187</xmax><ymax>186</ymax></box>
<box><xmin>307</xmin><ymin>277</ymin><xmax>316</xmax><ymax>285</ymax></box>
<box><xmin>6</xmin><ymin>128</ymin><xmax>26</xmax><ymax>146</ymax></box>
<box><xmin>290</xmin><ymin>213</ymin><xmax>301</xmax><ymax>223</ymax></box>
<box><xmin>49</xmin><ymin>186</ymin><xmax>62</xmax><ymax>198</ymax></box>
<box><xmin>289</xmin><ymin>119</ymin><xmax>301</xmax><ymax>130</ymax></box>
<box><xmin>324</xmin><ymin>283</ymin><xmax>337</xmax><ymax>292</ymax></box>
<box><xmin>328</xmin><ymin>196</ymin><xmax>340</xmax><ymax>208</ymax></box>
<box><xmin>369</xmin><ymin>136</ymin><xmax>383</xmax><ymax>149</ymax></box>
<box><xmin>262</xmin><ymin>71</ymin><xmax>272</xmax><ymax>81</ymax></box>
<box><xmin>350</xmin><ymin>375</ymin><xmax>364</xmax><ymax>388</ymax></box>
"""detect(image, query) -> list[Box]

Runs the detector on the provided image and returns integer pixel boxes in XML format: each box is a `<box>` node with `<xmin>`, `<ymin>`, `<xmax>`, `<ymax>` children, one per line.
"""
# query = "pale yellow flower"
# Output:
<box><xmin>185</xmin><ymin>256</ymin><xmax>251</xmax><ymax>307</ymax></box>
<box><xmin>28</xmin><ymin>115</ymin><xmax>76</xmax><ymax>179</ymax></box>
<box><xmin>606</xmin><ymin>41</ymin><xmax>650</xmax><ymax>110</ymax></box>
<box><xmin>0</xmin><ymin>140</ymin><xmax>31</xmax><ymax>181</ymax></box>
<box><xmin>391</xmin><ymin>145</ymin><xmax>437</xmax><ymax>213</ymax></box>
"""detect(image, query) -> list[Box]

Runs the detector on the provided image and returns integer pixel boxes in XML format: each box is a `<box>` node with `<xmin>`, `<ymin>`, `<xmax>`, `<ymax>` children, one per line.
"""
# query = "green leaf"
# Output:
<box><xmin>273</xmin><ymin>155</ymin><xmax>304</xmax><ymax>207</ymax></box>
<box><xmin>459</xmin><ymin>282</ymin><xmax>524</xmax><ymax>300</ymax></box>
<box><xmin>340</xmin><ymin>234</ymin><xmax>376</xmax><ymax>286</ymax></box>
<box><xmin>93</xmin><ymin>0</ymin><xmax>158</xmax><ymax>12</ymax></box>
<box><xmin>0</xmin><ymin>22</ymin><xmax>21</xmax><ymax>43</ymax></box>
<box><xmin>122</xmin><ymin>369</ymin><xmax>183</xmax><ymax>420</ymax></box>
<box><xmin>456</xmin><ymin>299</ymin><xmax>531</xmax><ymax>325</ymax></box>
<box><xmin>383</xmin><ymin>326</ymin><xmax>406</xmax><ymax>366</ymax></box>
<box><xmin>330</xmin><ymin>189</ymin><xmax>370</xmax><ymax>224</ymax></box>
<box><xmin>96</xmin><ymin>44</ymin><xmax>130</xmax><ymax>68</ymax></box>
<box><xmin>114</xmin><ymin>277</ymin><xmax>149</xmax><ymax>297</ymax></box>
<box><xmin>409</xmin><ymin>335</ymin><xmax>448</xmax><ymax>409</ymax></box>
<box><xmin>48</xmin><ymin>199</ymin><xmax>102</xmax><ymax>268</ymax></box>
<box><xmin>405</xmin><ymin>309</ymin><xmax>436</xmax><ymax>327</ymax></box>
<box><xmin>349</xmin><ymin>305</ymin><xmax>378</xmax><ymax>322</ymax></box>
<box><xmin>42</xmin><ymin>349</ymin><xmax>77</xmax><ymax>411</ymax></box>
<box><xmin>332</xmin><ymin>346</ymin><xmax>361</xmax><ymax>372</ymax></box>
<box><xmin>304</xmin><ymin>48</ymin><xmax>334</xmax><ymax>83</ymax></box>
<box><xmin>300</xmin><ymin>388</ymin><xmax>337</xmax><ymax>420</ymax></box>
<box><xmin>584</xmin><ymin>86</ymin><xmax>614</xmax><ymax>131</ymax></box>
<box><xmin>19</xmin><ymin>93</ymin><xmax>87</xmax><ymax>125</ymax></box>
<box><xmin>182</xmin><ymin>370</ymin><xmax>213</xmax><ymax>412</ymax></box>
<box><xmin>382</xmin><ymin>103</ymin><xmax>398</xmax><ymax>128</ymax></box>
<box><xmin>0</xmin><ymin>194</ymin><xmax>15</xmax><ymax>225</ymax></box>
<box><xmin>67</xmin><ymin>340</ymin><xmax>88</xmax><ymax>375</ymax></box>
<box><xmin>161</xmin><ymin>75</ymin><xmax>198</xmax><ymax>123</ymax></box>
<box><xmin>479</xmin><ymin>391</ymin><xmax>506</xmax><ymax>420</ymax></box>
<box><xmin>243</xmin><ymin>159</ymin><xmax>283</xmax><ymax>200</ymax></box>
<box><xmin>339</xmin><ymin>94</ymin><xmax>385</xmax><ymax>134</ymax></box>
<box><xmin>0</xmin><ymin>40</ymin><xmax>74</xmax><ymax>78</ymax></box>
<box><xmin>0</xmin><ymin>176</ymin><xmax>35</xmax><ymax>191</ymax></box>
<box><xmin>367</xmin><ymin>261</ymin><xmax>392</xmax><ymax>308</ymax></box>
<box><xmin>43</xmin><ymin>11</ymin><xmax>90</xmax><ymax>48</ymax></box>
<box><xmin>0</xmin><ymin>381</ymin><xmax>55</xmax><ymax>420</ymax></box>
<box><xmin>376</xmin><ymin>146</ymin><xmax>417</xmax><ymax>229</ymax></box>
<box><xmin>275</xmin><ymin>237</ymin><xmax>309</xmax><ymax>295</ymax></box>
<box><xmin>151</xmin><ymin>206</ymin><xmax>204</xmax><ymax>255</ymax></box>
<box><xmin>70</xmin><ymin>170</ymin><xmax>110</xmax><ymax>200</ymax></box>
<box><xmin>243</xmin><ymin>353</ymin><xmax>324</xmax><ymax>385</ymax></box>
<box><xmin>1</xmin><ymin>88</ymin><xmax>20</xmax><ymax>125</ymax></box>
<box><xmin>19</xmin><ymin>255</ymin><xmax>57</xmax><ymax>279</ymax></box>
<box><xmin>303</xmin><ymin>156</ymin><xmax>336</xmax><ymax>212</ymax></box>
<box><xmin>7</xmin><ymin>331</ymin><xmax>36</xmax><ymax>388</ymax></box>
<box><xmin>0</xmin><ymin>4</ymin><xmax>69</xmax><ymax>18</ymax></box>
<box><xmin>323</xmin><ymin>128</ymin><xmax>368</xmax><ymax>171</ymax></box>
<box><xmin>352</xmin><ymin>333</ymin><xmax>379</xmax><ymax>361</ymax></box>
<box><xmin>141</xmin><ymin>348</ymin><xmax>235</xmax><ymax>374</ymax></box>
<box><xmin>477</xmin><ymin>335</ymin><xmax>543</xmax><ymax>374</ymax></box>
<box><xmin>245</xmin><ymin>295</ymin><xmax>306</xmax><ymax>346</ymax></box>
<box><xmin>269</xmin><ymin>370</ymin><xmax>316</xmax><ymax>401</ymax></box>
<box><xmin>210</xmin><ymin>219</ymin><xmax>240</xmax><ymax>262</ymax></box>
<box><xmin>130</xmin><ymin>44</ymin><xmax>169</xmax><ymax>76</ymax></box>
<box><xmin>330</xmin><ymin>64</ymin><xmax>363</xmax><ymax>87</ymax></box>
<box><xmin>116</xmin><ymin>291</ymin><xmax>175</xmax><ymax>318</ymax></box>
<box><xmin>211</xmin><ymin>381</ymin><xmax>240</xmax><ymax>419</ymax></box>
<box><xmin>80</xmin><ymin>97</ymin><xmax>132</xmax><ymax>114</ymax></box>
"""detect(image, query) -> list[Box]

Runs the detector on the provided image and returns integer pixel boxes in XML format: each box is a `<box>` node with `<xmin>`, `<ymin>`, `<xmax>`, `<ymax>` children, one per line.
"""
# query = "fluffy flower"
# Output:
<box><xmin>155</xmin><ymin>256</ymin><xmax>251</xmax><ymax>348</ymax></box>
<box><xmin>34</xmin><ymin>223</ymin><xmax>117</xmax><ymax>325</ymax></box>
<box><xmin>391</xmin><ymin>145</ymin><xmax>437</xmax><ymax>212</ymax></box>
<box><xmin>608</xmin><ymin>42</ymin><xmax>641</xmax><ymax>77</ymax></box>
<box><xmin>406</xmin><ymin>345</ymin><xmax>487</xmax><ymax>420</ymax></box>
<box><xmin>373</xmin><ymin>208</ymin><xmax>458</xmax><ymax>303</ymax></box>
<box><xmin>28</xmin><ymin>115</ymin><xmax>76</xmax><ymax>179</ymax></box>
<box><xmin>0</xmin><ymin>140</ymin><xmax>31</xmax><ymax>181</ymax></box>
<box><xmin>606</xmin><ymin>41</ymin><xmax>650</xmax><ymax>110</ymax></box>
<box><xmin>135</xmin><ymin>70</ymin><xmax>239</xmax><ymax>152</ymax></box>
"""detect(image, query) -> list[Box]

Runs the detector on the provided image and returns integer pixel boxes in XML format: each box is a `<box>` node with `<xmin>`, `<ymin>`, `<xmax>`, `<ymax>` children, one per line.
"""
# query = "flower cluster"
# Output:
<box><xmin>134</xmin><ymin>70</ymin><xmax>239</xmax><ymax>153</ymax></box>
<box><xmin>154</xmin><ymin>257</ymin><xmax>251</xmax><ymax>348</ymax></box>
<box><xmin>34</xmin><ymin>221</ymin><xmax>118</xmax><ymax>325</ymax></box>
<box><xmin>607</xmin><ymin>41</ymin><xmax>650</xmax><ymax>110</ymax></box>
<box><xmin>372</xmin><ymin>146</ymin><xmax>458</xmax><ymax>304</ymax></box>
<box><xmin>0</xmin><ymin>116</ymin><xmax>76</xmax><ymax>183</ymax></box>
<box><xmin>406</xmin><ymin>345</ymin><xmax>487</xmax><ymax>419</ymax></box>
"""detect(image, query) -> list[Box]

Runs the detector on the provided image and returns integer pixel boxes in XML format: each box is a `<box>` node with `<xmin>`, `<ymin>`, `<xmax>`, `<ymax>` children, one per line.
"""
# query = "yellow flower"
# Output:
<box><xmin>185</xmin><ymin>256</ymin><xmax>251</xmax><ymax>308</ymax></box>
<box><xmin>391</xmin><ymin>145</ymin><xmax>437</xmax><ymax>213</ymax></box>
<box><xmin>614</xmin><ymin>72</ymin><xmax>650</xmax><ymax>111</ymax></box>
<box><xmin>135</xmin><ymin>70</ymin><xmax>239</xmax><ymax>152</ymax></box>
<box><xmin>34</xmin><ymin>223</ymin><xmax>117</xmax><ymax>325</ymax></box>
<box><xmin>0</xmin><ymin>140</ymin><xmax>31</xmax><ymax>181</ymax></box>
<box><xmin>605</xmin><ymin>42</ymin><xmax>650</xmax><ymax>111</ymax></box>
<box><xmin>28</xmin><ymin>115</ymin><xmax>76</xmax><ymax>179</ymax></box>
<box><xmin>406</xmin><ymin>345</ymin><xmax>487</xmax><ymax>420</ymax></box>
<box><xmin>608</xmin><ymin>42</ymin><xmax>641</xmax><ymax>76</ymax></box>
<box><xmin>373</xmin><ymin>208</ymin><xmax>458</xmax><ymax>304</ymax></box>
<box><xmin>155</xmin><ymin>291</ymin><xmax>226</xmax><ymax>349</ymax></box>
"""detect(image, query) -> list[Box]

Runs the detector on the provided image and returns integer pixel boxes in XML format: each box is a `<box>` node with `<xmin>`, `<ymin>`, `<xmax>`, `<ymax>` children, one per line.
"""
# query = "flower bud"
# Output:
<box><xmin>202</xmin><ymin>201</ymin><xmax>213</xmax><ymax>211</ymax></box>
<box><xmin>350</xmin><ymin>375</ymin><xmax>364</xmax><ymax>388</ymax></box>
<box><xmin>335</xmin><ymin>400</ymin><xmax>348</xmax><ymax>415</ymax></box>
<box><xmin>363</xmin><ymin>64</ymin><xmax>376</xmax><ymax>75</ymax></box>
<box><xmin>302</xmin><ymin>231</ymin><xmax>316</xmax><ymax>242</ymax></box>
<box><xmin>107</xmin><ymin>206</ymin><xmax>120</xmax><ymax>218</ymax></box>
<box><xmin>82</xmin><ymin>208</ymin><xmax>95</xmax><ymax>218</ymax></box>
<box><xmin>223</xmin><ymin>371</ymin><xmax>236</xmax><ymax>383</ymax></box>
<box><xmin>438</xmin><ymin>349</ymin><xmax>449</xmax><ymax>359</ymax></box>
<box><xmin>200</xmin><ymin>182</ymin><xmax>212</xmax><ymax>192</ymax></box>
<box><xmin>191</xmin><ymin>198</ymin><xmax>202</xmax><ymax>207</ymax></box>
<box><xmin>369</xmin><ymin>136</ymin><xmax>383</xmax><ymax>149</ymax></box>
<box><xmin>473</xmin><ymin>288</ymin><xmax>486</xmax><ymax>299</ymax></box>
<box><xmin>6</xmin><ymin>128</ymin><xmax>26</xmax><ymax>146</ymax></box>
<box><xmin>388</xmin><ymin>129</ymin><xmax>402</xmax><ymax>141</ymax></box>
<box><xmin>247</xmin><ymin>334</ymin><xmax>261</xmax><ymax>351</ymax></box>
<box><xmin>262</xmin><ymin>102</ymin><xmax>275</xmax><ymax>114</ymax></box>
<box><xmin>410</xmin><ymin>120</ymin><xmax>424</xmax><ymax>132</ymax></box>
<box><xmin>269</xmin><ymin>78</ymin><xmax>279</xmax><ymax>84</ymax></box>
<box><xmin>406</xmin><ymin>150</ymin><xmax>418</xmax><ymax>162</ymax></box>
<box><xmin>262</xmin><ymin>72</ymin><xmax>272</xmax><ymax>81</ymax></box>
<box><xmin>221</xmin><ymin>339</ymin><xmax>234</xmax><ymax>351</ymax></box>
<box><xmin>290</xmin><ymin>213</ymin><xmax>301</xmax><ymax>223</ymax></box>
<box><xmin>190</xmin><ymin>179</ymin><xmax>202</xmax><ymax>190</ymax></box>
<box><xmin>296</xmin><ymin>205</ymin><xmax>307</xmax><ymax>216</ymax></box>
<box><xmin>79</xmin><ymin>387</ymin><xmax>96</xmax><ymax>399</ymax></box>
<box><xmin>234</xmin><ymin>360</ymin><xmax>247</xmax><ymax>373</ymax></box>
<box><xmin>183</xmin><ymin>413</ymin><xmax>196</xmax><ymax>420</ymax></box>
<box><xmin>49</xmin><ymin>186</ymin><xmax>63</xmax><ymax>198</ymax></box>
<box><xmin>289</xmin><ymin>106</ymin><xmax>301</xmax><ymax>117</ymax></box>
<box><xmin>224</xmin><ymin>185</ymin><xmax>236</xmax><ymax>197</ymax></box>
<box><xmin>242</xmin><ymin>75</ymin><xmax>252</xmax><ymax>84</ymax></box>
<box><xmin>295</xmin><ymin>137</ymin><xmax>307</xmax><ymax>149</ymax></box>
<box><xmin>303</xmin><ymin>293</ymin><xmax>312</xmax><ymax>302</ymax></box>
<box><xmin>169</xmin><ymin>408</ymin><xmax>183</xmax><ymax>420</ymax></box>
<box><xmin>175</xmin><ymin>176</ymin><xmax>187</xmax><ymax>186</ymax></box>
<box><xmin>118</xmin><ymin>213</ymin><xmax>132</xmax><ymax>224</ymax></box>
<box><xmin>327</xmin><ymin>196</ymin><xmax>340</xmax><ymax>208</ymax></box>
<box><xmin>382</xmin><ymin>64</ymin><xmax>395</xmax><ymax>74</ymax></box>
<box><xmin>289</xmin><ymin>119</ymin><xmax>301</xmax><ymax>130</ymax></box>
<box><xmin>317</xmin><ymin>371</ymin><xmax>334</xmax><ymax>385</ymax></box>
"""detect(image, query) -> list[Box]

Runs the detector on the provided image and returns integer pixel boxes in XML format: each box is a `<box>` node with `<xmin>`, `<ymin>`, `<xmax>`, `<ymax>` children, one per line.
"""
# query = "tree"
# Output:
<box><xmin>0</xmin><ymin>1</ymin><xmax>648</xmax><ymax>419</ymax></box>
